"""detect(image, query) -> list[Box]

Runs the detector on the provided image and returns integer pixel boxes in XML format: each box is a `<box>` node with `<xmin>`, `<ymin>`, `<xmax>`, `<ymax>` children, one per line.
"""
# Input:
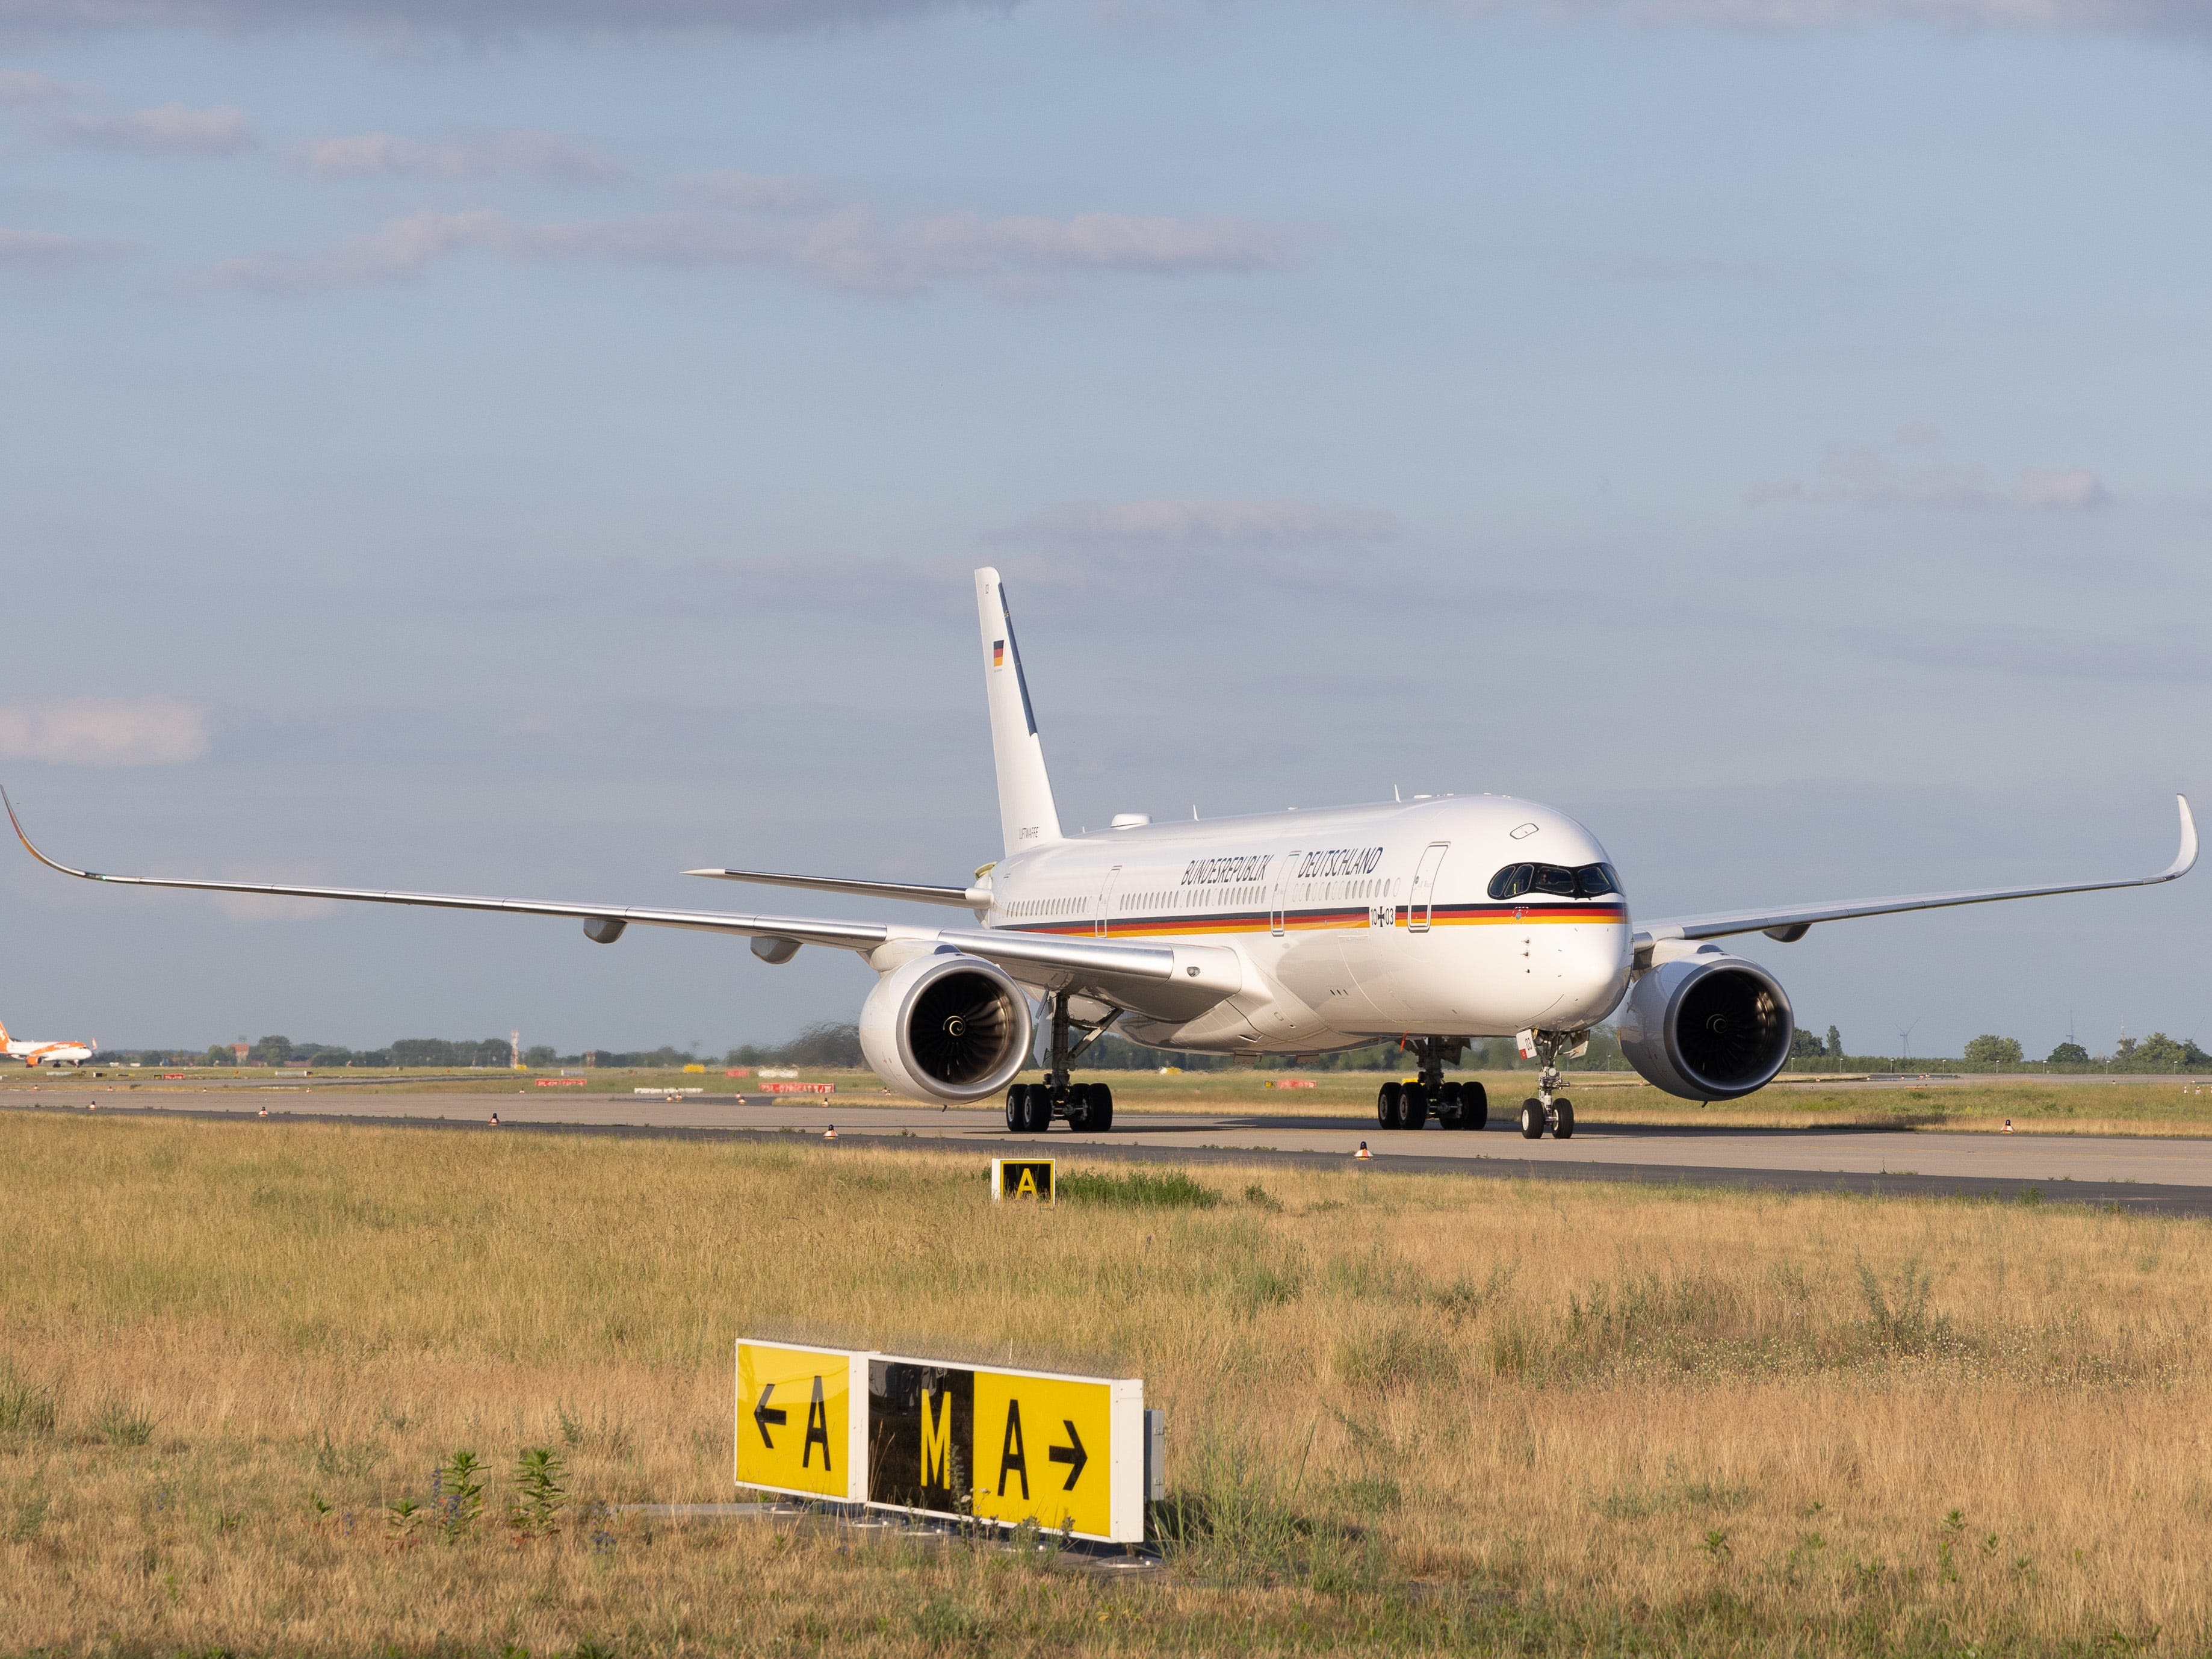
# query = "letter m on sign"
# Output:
<box><xmin>920</xmin><ymin>1389</ymin><xmax>954</xmax><ymax>1489</ymax></box>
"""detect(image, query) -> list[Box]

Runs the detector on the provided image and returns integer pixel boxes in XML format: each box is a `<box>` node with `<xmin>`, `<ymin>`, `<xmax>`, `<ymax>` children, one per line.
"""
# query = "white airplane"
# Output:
<box><xmin>0</xmin><ymin>1017</ymin><xmax>94</xmax><ymax>1068</ymax></box>
<box><xmin>4</xmin><ymin>566</ymin><xmax>2196</xmax><ymax>1138</ymax></box>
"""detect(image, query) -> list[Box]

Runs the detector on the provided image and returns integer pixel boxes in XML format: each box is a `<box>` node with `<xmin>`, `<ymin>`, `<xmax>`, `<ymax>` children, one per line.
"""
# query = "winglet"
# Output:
<box><xmin>2166</xmin><ymin>794</ymin><xmax>2198</xmax><ymax>881</ymax></box>
<box><xmin>0</xmin><ymin>788</ymin><xmax>98</xmax><ymax>880</ymax></box>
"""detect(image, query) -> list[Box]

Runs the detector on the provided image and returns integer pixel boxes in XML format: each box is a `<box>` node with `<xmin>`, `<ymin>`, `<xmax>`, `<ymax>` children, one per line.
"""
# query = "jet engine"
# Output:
<box><xmin>1617</xmin><ymin>946</ymin><xmax>1794</xmax><ymax>1102</ymax></box>
<box><xmin>859</xmin><ymin>950</ymin><xmax>1034</xmax><ymax>1106</ymax></box>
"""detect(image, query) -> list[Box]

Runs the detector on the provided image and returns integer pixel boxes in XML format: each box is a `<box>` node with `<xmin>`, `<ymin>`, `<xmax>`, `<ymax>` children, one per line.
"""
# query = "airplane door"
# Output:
<box><xmin>1407</xmin><ymin>842</ymin><xmax>1449</xmax><ymax>933</ymax></box>
<box><xmin>1095</xmin><ymin>866</ymin><xmax>1121</xmax><ymax>938</ymax></box>
<box><xmin>1270</xmin><ymin>852</ymin><xmax>1298</xmax><ymax>937</ymax></box>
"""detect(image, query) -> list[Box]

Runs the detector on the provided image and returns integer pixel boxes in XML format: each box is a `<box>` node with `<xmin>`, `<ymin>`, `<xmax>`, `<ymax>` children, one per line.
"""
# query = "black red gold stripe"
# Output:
<box><xmin>997</xmin><ymin>902</ymin><xmax>1625</xmax><ymax>940</ymax></box>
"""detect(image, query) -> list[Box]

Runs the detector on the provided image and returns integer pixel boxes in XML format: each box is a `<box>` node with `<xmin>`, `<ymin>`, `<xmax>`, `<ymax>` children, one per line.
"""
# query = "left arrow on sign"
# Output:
<box><xmin>754</xmin><ymin>1383</ymin><xmax>788</xmax><ymax>1448</ymax></box>
<box><xmin>1048</xmin><ymin>1419</ymin><xmax>1087</xmax><ymax>1489</ymax></box>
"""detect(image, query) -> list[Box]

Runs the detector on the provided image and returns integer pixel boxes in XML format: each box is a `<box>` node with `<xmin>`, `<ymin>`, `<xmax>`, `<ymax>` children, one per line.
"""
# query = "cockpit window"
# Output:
<box><xmin>1488</xmin><ymin>862</ymin><xmax>1622</xmax><ymax>901</ymax></box>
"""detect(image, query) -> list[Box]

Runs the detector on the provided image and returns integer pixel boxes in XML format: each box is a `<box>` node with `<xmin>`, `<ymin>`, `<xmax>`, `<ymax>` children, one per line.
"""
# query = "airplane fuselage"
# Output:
<box><xmin>5</xmin><ymin>1040</ymin><xmax>93</xmax><ymax>1067</ymax></box>
<box><xmin>981</xmin><ymin>793</ymin><xmax>1631</xmax><ymax>1054</ymax></box>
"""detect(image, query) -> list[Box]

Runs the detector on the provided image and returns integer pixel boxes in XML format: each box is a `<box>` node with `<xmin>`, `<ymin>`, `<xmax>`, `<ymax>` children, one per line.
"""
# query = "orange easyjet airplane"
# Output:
<box><xmin>1</xmin><ymin>1017</ymin><xmax>94</xmax><ymax>1067</ymax></box>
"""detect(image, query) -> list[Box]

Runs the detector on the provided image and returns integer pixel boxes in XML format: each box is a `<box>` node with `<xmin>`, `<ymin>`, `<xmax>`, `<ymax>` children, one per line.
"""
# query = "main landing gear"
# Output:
<box><xmin>1516</xmin><ymin>1029</ymin><xmax>1576</xmax><ymax>1141</ymax></box>
<box><xmin>1002</xmin><ymin>991</ymin><xmax>1116</xmax><ymax>1134</ymax></box>
<box><xmin>1375</xmin><ymin>1037</ymin><xmax>1489</xmax><ymax>1132</ymax></box>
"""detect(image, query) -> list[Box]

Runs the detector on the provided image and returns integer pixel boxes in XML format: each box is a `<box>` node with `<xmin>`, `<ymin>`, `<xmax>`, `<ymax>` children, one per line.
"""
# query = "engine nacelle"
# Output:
<box><xmin>859</xmin><ymin>950</ymin><xmax>1033</xmax><ymax>1106</ymax></box>
<box><xmin>1617</xmin><ymin>947</ymin><xmax>1794</xmax><ymax>1102</ymax></box>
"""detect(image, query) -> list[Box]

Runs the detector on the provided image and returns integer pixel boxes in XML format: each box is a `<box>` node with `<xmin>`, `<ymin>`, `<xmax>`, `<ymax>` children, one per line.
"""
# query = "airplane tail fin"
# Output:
<box><xmin>0</xmin><ymin>1016</ymin><xmax>8</xmax><ymax>1045</ymax></box>
<box><xmin>974</xmin><ymin>568</ymin><xmax>1064</xmax><ymax>857</ymax></box>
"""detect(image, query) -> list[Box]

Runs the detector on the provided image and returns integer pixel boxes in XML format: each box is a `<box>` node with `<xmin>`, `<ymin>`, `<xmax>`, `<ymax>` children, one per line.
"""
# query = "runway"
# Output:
<box><xmin>16</xmin><ymin>1082</ymin><xmax>2212</xmax><ymax>1215</ymax></box>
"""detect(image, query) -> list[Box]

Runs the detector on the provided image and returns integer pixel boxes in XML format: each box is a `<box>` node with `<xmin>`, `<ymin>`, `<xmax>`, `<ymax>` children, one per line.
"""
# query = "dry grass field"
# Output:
<box><xmin>2</xmin><ymin>1109</ymin><xmax>2210</xmax><ymax>1655</ymax></box>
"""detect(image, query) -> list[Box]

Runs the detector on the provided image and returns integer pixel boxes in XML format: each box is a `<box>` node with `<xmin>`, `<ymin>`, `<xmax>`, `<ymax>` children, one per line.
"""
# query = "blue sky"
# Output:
<box><xmin>1</xmin><ymin>0</ymin><xmax>2207</xmax><ymax>1059</ymax></box>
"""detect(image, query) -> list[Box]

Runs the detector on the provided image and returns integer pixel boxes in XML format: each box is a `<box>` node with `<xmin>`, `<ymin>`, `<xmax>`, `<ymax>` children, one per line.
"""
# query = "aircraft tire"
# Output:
<box><xmin>1437</xmin><ymin>1081</ymin><xmax>1463</xmax><ymax>1127</ymax></box>
<box><xmin>1404</xmin><ymin>1084</ymin><xmax>1430</xmax><ymax>1130</ymax></box>
<box><xmin>1459</xmin><ymin>1081</ymin><xmax>1489</xmax><ymax>1131</ymax></box>
<box><xmin>1520</xmin><ymin>1099</ymin><xmax>1544</xmax><ymax>1140</ymax></box>
<box><xmin>1553</xmin><ymin>1097</ymin><xmax>1574</xmax><ymax>1140</ymax></box>
<box><xmin>1086</xmin><ymin>1084</ymin><xmax>1114</xmax><ymax>1132</ymax></box>
<box><xmin>1029</xmin><ymin>1087</ymin><xmax>1058</xmax><ymax>1133</ymax></box>
<box><xmin>1005</xmin><ymin>1084</ymin><xmax>1024</xmax><ymax>1131</ymax></box>
<box><xmin>1377</xmin><ymin>1081</ymin><xmax>1402</xmax><ymax>1129</ymax></box>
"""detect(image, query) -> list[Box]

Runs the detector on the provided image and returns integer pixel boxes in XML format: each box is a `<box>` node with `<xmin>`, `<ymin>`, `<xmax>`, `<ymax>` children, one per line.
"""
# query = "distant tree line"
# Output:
<box><xmin>1779</xmin><ymin>1025</ymin><xmax>2212</xmax><ymax>1074</ymax></box>
<box><xmin>84</xmin><ymin>1016</ymin><xmax>2212</xmax><ymax>1077</ymax></box>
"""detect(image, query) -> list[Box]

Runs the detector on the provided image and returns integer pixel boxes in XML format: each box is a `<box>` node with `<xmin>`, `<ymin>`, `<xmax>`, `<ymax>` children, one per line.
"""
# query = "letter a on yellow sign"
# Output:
<box><xmin>736</xmin><ymin>1341</ymin><xmax>864</xmax><ymax>1501</ymax></box>
<box><xmin>970</xmin><ymin>1371</ymin><xmax>1112</xmax><ymax>1537</ymax></box>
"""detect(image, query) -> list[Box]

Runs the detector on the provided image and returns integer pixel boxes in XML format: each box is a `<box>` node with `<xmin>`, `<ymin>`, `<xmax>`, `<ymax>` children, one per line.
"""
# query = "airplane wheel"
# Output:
<box><xmin>1063</xmin><ymin>1082</ymin><xmax>1092</xmax><ymax>1131</ymax></box>
<box><xmin>1377</xmin><ymin>1081</ymin><xmax>1402</xmax><ymax>1129</ymax></box>
<box><xmin>1029</xmin><ymin>1088</ymin><xmax>1058</xmax><ymax>1133</ymax></box>
<box><xmin>1005</xmin><ymin>1084</ymin><xmax>1024</xmax><ymax>1131</ymax></box>
<box><xmin>1404</xmin><ymin>1084</ymin><xmax>1430</xmax><ymax>1130</ymax></box>
<box><xmin>1437</xmin><ymin>1081</ymin><xmax>1463</xmax><ymax>1127</ymax></box>
<box><xmin>1554</xmin><ymin>1097</ymin><xmax>1575</xmax><ymax>1140</ymax></box>
<box><xmin>1520</xmin><ymin>1100</ymin><xmax>1544</xmax><ymax>1140</ymax></box>
<box><xmin>1460</xmin><ymin>1081</ymin><xmax>1489</xmax><ymax>1131</ymax></box>
<box><xmin>1086</xmin><ymin>1083</ymin><xmax>1114</xmax><ymax>1133</ymax></box>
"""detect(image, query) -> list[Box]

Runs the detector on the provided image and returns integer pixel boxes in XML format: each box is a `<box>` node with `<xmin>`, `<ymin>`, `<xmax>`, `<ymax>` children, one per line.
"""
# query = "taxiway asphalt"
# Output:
<box><xmin>13</xmin><ymin>1083</ymin><xmax>2212</xmax><ymax>1214</ymax></box>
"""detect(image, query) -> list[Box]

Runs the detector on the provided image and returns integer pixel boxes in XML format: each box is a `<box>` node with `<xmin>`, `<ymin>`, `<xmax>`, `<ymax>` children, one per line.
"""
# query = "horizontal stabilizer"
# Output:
<box><xmin>684</xmin><ymin>867</ymin><xmax>991</xmax><ymax>908</ymax></box>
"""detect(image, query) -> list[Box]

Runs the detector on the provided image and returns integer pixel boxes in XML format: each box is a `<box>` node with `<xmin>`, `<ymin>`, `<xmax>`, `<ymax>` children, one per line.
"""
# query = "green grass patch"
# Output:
<box><xmin>1058</xmin><ymin>1168</ymin><xmax>1222</xmax><ymax>1209</ymax></box>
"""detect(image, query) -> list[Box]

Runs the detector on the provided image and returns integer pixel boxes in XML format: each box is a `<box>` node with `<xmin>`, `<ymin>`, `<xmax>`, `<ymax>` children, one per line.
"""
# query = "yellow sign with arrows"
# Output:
<box><xmin>734</xmin><ymin>1339</ymin><xmax>1145</xmax><ymax>1540</ymax></box>
<box><xmin>734</xmin><ymin>1340</ymin><xmax>867</xmax><ymax>1502</ymax></box>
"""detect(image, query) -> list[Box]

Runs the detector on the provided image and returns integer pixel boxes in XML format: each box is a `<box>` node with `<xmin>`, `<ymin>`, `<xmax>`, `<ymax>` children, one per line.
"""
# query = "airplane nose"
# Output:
<box><xmin>1558</xmin><ymin>921</ymin><xmax>1632</xmax><ymax>1025</ymax></box>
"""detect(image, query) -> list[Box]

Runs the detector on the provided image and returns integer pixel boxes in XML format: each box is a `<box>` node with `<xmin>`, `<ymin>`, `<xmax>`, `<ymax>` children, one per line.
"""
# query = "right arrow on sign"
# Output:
<box><xmin>1048</xmin><ymin>1419</ymin><xmax>1087</xmax><ymax>1490</ymax></box>
<box><xmin>754</xmin><ymin>1383</ymin><xmax>788</xmax><ymax>1448</ymax></box>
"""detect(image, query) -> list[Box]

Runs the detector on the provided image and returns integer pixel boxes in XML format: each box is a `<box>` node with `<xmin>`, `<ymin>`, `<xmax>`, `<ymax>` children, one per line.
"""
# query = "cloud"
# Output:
<box><xmin>676</xmin><ymin>169</ymin><xmax>819</xmax><ymax>211</ymax></box>
<box><xmin>681</xmin><ymin>541</ymin><xmax>1384</xmax><ymax>619</ymax></box>
<box><xmin>0</xmin><ymin>697</ymin><xmax>211</xmax><ymax>765</ymax></box>
<box><xmin>211</xmin><ymin>201</ymin><xmax>1292</xmax><ymax>297</ymax></box>
<box><xmin>50</xmin><ymin>102</ymin><xmax>254</xmax><ymax>155</ymax></box>
<box><xmin>0</xmin><ymin>228</ymin><xmax>129</xmax><ymax>266</ymax></box>
<box><xmin>996</xmin><ymin>498</ymin><xmax>1401</xmax><ymax>548</ymax></box>
<box><xmin>1847</xmin><ymin>623</ymin><xmax>2212</xmax><ymax>683</ymax></box>
<box><xmin>0</xmin><ymin>0</ymin><xmax>981</xmax><ymax>31</ymax></box>
<box><xmin>0</xmin><ymin>0</ymin><xmax>2196</xmax><ymax>33</ymax></box>
<box><xmin>302</xmin><ymin>129</ymin><xmax>622</xmax><ymax>182</ymax></box>
<box><xmin>2015</xmin><ymin>467</ymin><xmax>2110</xmax><ymax>511</ymax></box>
<box><xmin>1438</xmin><ymin>0</ymin><xmax>2207</xmax><ymax>33</ymax></box>
<box><xmin>0</xmin><ymin>69</ymin><xmax>91</xmax><ymax>105</ymax></box>
<box><xmin>1573</xmin><ymin>253</ymin><xmax>1780</xmax><ymax>283</ymax></box>
<box><xmin>1748</xmin><ymin>434</ymin><xmax>2113</xmax><ymax>512</ymax></box>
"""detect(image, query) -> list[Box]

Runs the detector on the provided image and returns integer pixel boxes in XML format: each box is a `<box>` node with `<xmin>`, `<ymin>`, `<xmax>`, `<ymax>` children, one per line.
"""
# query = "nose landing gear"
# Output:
<box><xmin>1516</xmin><ymin>1028</ymin><xmax>1580</xmax><ymax>1140</ymax></box>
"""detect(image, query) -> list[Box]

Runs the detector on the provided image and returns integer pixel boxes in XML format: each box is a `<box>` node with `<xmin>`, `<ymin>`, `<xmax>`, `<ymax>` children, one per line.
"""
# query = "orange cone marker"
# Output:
<box><xmin>824</xmin><ymin>1124</ymin><xmax>838</xmax><ymax>1141</ymax></box>
<box><xmin>1354</xmin><ymin>1140</ymin><xmax>1373</xmax><ymax>1160</ymax></box>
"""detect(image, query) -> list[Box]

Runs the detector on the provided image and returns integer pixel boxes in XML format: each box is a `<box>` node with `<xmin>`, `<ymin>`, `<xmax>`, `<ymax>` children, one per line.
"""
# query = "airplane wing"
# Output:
<box><xmin>1</xmin><ymin>790</ymin><xmax>1238</xmax><ymax>1015</ymax></box>
<box><xmin>1636</xmin><ymin>794</ymin><xmax>2195</xmax><ymax>951</ymax></box>
<box><xmin>682</xmin><ymin>866</ymin><xmax>992</xmax><ymax>908</ymax></box>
